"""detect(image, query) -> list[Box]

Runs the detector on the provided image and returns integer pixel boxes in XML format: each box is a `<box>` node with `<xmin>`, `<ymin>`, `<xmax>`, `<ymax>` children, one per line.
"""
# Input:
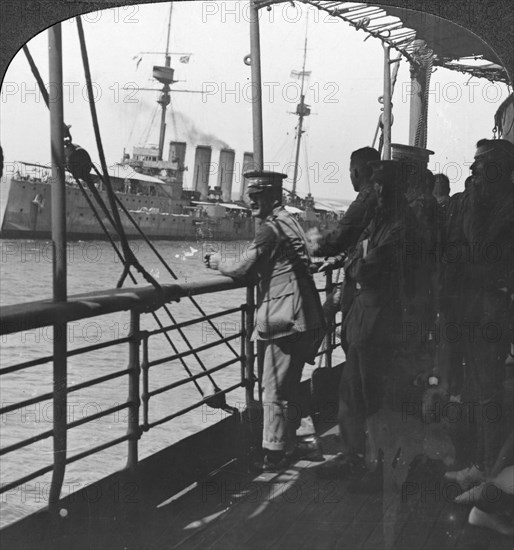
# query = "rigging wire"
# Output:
<box><xmin>76</xmin><ymin>15</ymin><xmax>243</xmax><ymax>378</ymax></box>
<box><xmin>73</xmin><ymin>173</ymin><xmax>210</xmax><ymax>395</ymax></box>
<box><xmin>269</xmin><ymin>131</ymin><xmax>292</xmax><ymax>163</ymax></box>
<box><xmin>22</xmin><ymin>21</ymin><xmax>244</xmax><ymax>399</ymax></box>
<box><xmin>141</xmin><ymin>105</ymin><xmax>160</xmax><ymax>147</ymax></box>
<box><xmin>125</xmin><ymin>94</ymin><xmax>145</xmax><ymax>149</ymax></box>
<box><xmin>76</xmin><ymin>16</ymin><xmax>160</xmax><ymax>290</ymax></box>
<box><xmin>168</xmin><ymin>98</ymin><xmax>179</xmax><ymax>141</ymax></box>
<box><xmin>302</xmin><ymin>131</ymin><xmax>311</xmax><ymax>195</ymax></box>
<box><xmin>22</xmin><ymin>45</ymin><xmax>71</xmax><ymax>142</ymax></box>
<box><xmin>73</xmin><ymin>16</ymin><xmax>240</xmax><ymax>362</ymax></box>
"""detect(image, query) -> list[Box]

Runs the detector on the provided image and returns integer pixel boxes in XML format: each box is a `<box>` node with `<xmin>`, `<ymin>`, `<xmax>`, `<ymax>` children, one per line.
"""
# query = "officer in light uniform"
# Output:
<box><xmin>205</xmin><ymin>171</ymin><xmax>326</xmax><ymax>471</ymax></box>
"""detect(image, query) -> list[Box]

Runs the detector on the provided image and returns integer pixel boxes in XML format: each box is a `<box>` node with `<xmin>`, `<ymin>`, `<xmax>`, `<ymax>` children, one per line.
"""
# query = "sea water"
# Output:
<box><xmin>0</xmin><ymin>238</ymin><xmax>339</xmax><ymax>527</ymax></box>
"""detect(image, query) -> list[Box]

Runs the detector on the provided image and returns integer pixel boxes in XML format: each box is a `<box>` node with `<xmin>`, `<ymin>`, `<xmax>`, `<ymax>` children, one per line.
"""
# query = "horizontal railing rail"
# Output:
<box><xmin>0</xmin><ymin>269</ymin><xmax>341</xmax><ymax>515</ymax></box>
<box><xmin>0</xmin><ymin>276</ymin><xmax>249</xmax><ymax>501</ymax></box>
<box><xmin>0</xmin><ymin>275</ymin><xmax>245</xmax><ymax>336</ymax></box>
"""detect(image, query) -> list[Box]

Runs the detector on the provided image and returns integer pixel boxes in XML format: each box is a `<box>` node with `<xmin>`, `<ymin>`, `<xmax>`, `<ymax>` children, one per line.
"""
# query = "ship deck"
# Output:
<box><xmin>31</xmin><ymin>423</ymin><xmax>512</xmax><ymax>550</ymax></box>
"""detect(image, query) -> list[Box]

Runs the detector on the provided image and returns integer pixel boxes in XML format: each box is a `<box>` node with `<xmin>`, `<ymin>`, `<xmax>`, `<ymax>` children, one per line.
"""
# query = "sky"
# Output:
<box><xmin>0</xmin><ymin>0</ymin><xmax>512</xmax><ymax>206</ymax></box>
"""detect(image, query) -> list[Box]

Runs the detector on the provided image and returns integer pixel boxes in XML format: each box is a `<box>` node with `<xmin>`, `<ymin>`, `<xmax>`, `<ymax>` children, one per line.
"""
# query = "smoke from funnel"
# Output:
<box><xmin>170</xmin><ymin>111</ymin><xmax>230</xmax><ymax>149</ymax></box>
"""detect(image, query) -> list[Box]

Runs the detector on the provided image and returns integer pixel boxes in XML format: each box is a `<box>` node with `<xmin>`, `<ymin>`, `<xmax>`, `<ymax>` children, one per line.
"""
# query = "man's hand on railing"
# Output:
<box><xmin>204</xmin><ymin>252</ymin><xmax>221</xmax><ymax>270</ymax></box>
<box><xmin>317</xmin><ymin>254</ymin><xmax>346</xmax><ymax>273</ymax></box>
<box><xmin>305</xmin><ymin>227</ymin><xmax>322</xmax><ymax>255</ymax></box>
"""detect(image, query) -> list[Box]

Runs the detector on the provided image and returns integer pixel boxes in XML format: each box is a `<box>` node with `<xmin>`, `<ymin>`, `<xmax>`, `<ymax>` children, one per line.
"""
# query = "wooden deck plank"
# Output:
<box><xmin>392</xmin><ymin>474</ymin><xmax>456</xmax><ymax>550</ymax></box>
<box><xmin>358</xmin><ymin>491</ymin><xmax>408</xmax><ymax>550</ymax></box>
<box><xmin>420</xmin><ymin>501</ymin><xmax>469</xmax><ymax>550</ymax></box>
<box><xmin>202</xmin><ymin>469</ymin><xmax>318</xmax><ymax>550</ymax></box>
<box><xmin>455</xmin><ymin>517</ymin><xmax>513</xmax><ymax>550</ymax></box>
<box><xmin>123</xmin><ymin>423</ymin><xmax>511</xmax><ymax>550</ymax></box>
<box><xmin>331</xmin><ymin>494</ymin><xmax>386</xmax><ymax>549</ymax></box>
<box><xmin>269</xmin><ymin>520</ymin><xmax>351</xmax><ymax>550</ymax></box>
<box><xmin>273</xmin><ymin>476</ymin><xmax>372</xmax><ymax>549</ymax></box>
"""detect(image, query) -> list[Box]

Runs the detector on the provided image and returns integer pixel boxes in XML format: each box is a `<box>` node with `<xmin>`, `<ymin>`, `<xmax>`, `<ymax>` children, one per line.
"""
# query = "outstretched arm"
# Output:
<box><xmin>204</xmin><ymin>223</ymin><xmax>277</xmax><ymax>281</ymax></box>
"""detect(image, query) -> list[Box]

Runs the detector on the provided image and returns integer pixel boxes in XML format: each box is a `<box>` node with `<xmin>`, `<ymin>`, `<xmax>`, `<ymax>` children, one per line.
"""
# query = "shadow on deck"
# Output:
<box><xmin>140</xmin><ymin>427</ymin><xmax>512</xmax><ymax>550</ymax></box>
<box><xmin>9</xmin><ymin>423</ymin><xmax>511</xmax><ymax>550</ymax></box>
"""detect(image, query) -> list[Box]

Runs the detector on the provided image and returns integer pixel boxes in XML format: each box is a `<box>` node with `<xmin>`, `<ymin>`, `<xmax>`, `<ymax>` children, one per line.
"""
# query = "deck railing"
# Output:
<box><xmin>0</xmin><ymin>271</ymin><xmax>340</xmax><ymax>510</ymax></box>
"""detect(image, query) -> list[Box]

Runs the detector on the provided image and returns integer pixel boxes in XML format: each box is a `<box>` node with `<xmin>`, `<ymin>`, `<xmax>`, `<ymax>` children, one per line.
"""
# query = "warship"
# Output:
<box><xmin>0</xmin><ymin>5</ymin><xmax>341</xmax><ymax>242</ymax></box>
<box><xmin>1</xmin><ymin>1</ymin><xmax>513</xmax><ymax>549</ymax></box>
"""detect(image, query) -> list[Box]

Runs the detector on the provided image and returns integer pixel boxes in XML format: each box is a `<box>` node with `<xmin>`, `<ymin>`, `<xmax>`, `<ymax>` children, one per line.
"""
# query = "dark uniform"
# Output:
<box><xmin>392</xmin><ymin>144</ymin><xmax>438</xmax><ymax>350</ymax></box>
<box><xmin>216</xmin><ymin>172</ymin><xmax>326</xmax><ymax>457</ymax></box>
<box><xmin>315</xmin><ymin>182</ymin><xmax>377</xmax><ymax>258</ymax></box>
<box><xmin>338</xmin><ymin>160</ymin><xmax>412</xmax><ymax>460</ymax></box>
<box><xmin>438</xmin><ymin>186</ymin><xmax>472</xmax><ymax>394</ymax></box>
<box><xmin>457</xmin><ymin>140</ymin><xmax>514</xmax><ymax>472</ymax></box>
<box><xmin>312</xmin><ymin>147</ymin><xmax>380</xmax><ymax>350</ymax></box>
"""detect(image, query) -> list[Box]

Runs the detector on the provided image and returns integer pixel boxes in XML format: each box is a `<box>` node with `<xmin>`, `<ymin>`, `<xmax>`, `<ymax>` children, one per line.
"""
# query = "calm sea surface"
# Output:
<box><xmin>0</xmin><ymin>237</ymin><xmax>336</xmax><ymax>527</ymax></box>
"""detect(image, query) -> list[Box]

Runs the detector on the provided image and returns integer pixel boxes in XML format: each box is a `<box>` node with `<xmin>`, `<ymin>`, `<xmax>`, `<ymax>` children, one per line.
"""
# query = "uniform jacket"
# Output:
<box><xmin>315</xmin><ymin>183</ymin><xmax>377</xmax><ymax>257</ymax></box>
<box><xmin>219</xmin><ymin>206</ymin><xmax>326</xmax><ymax>344</ymax></box>
<box><xmin>460</xmin><ymin>182</ymin><xmax>514</xmax><ymax>326</ymax></box>
<box><xmin>343</xmin><ymin>203</ymin><xmax>411</xmax><ymax>347</ymax></box>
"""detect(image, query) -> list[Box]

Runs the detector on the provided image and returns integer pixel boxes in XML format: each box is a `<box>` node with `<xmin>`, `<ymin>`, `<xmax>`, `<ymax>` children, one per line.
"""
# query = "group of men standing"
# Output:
<box><xmin>204</xmin><ymin>138</ymin><xmax>514</xmax><ymax>487</ymax></box>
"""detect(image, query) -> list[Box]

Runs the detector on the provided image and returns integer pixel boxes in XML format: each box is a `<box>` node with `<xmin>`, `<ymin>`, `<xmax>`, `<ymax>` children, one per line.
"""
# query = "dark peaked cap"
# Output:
<box><xmin>391</xmin><ymin>143</ymin><xmax>434</xmax><ymax>163</ymax></box>
<box><xmin>475</xmin><ymin>139</ymin><xmax>514</xmax><ymax>160</ymax></box>
<box><xmin>368</xmin><ymin>159</ymin><xmax>403</xmax><ymax>183</ymax></box>
<box><xmin>245</xmin><ymin>171</ymin><xmax>287</xmax><ymax>193</ymax></box>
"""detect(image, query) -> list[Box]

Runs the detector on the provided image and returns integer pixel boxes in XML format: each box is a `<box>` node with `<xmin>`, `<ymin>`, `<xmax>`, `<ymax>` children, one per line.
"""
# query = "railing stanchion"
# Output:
<box><xmin>126</xmin><ymin>311</ymin><xmax>141</xmax><ymax>471</ymax></box>
<box><xmin>141</xmin><ymin>333</ymin><xmax>150</xmax><ymax>432</ymax></box>
<box><xmin>240</xmin><ymin>305</ymin><xmax>246</xmax><ymax>388</ymax></box>
<box><xmin>325</xmin><ymin>269</ymin><xmax>334</xmax><ymax>369</ymax></box>
<box><xmin>48</xmin><ymin>21</ymin><xmax>68</xmax><ymax>512</ymax></box>
<box><xmin>245</xmin><ymin>285</ymin><xmax>255</xmax><ymax>405</ymax></box>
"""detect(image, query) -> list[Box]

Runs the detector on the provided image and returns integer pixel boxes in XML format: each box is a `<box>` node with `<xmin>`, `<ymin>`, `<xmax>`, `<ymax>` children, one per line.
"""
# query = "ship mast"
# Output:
<box><xmin>291</xmin><ymin>15</ymin><xmax>311</xmax><ymax>201</ymax></box>
<box><xmin>157</xmin><ymin>4</ymin><xmax>174</xmax><ymax>161</ymax></box>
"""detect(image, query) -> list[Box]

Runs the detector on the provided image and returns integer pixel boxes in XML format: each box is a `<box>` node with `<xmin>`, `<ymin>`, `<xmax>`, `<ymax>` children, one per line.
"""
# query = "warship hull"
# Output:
<box><xmin>0</xmin><ymin>177</ymin><xmax>255</xmax><ymax>241</ymax></box>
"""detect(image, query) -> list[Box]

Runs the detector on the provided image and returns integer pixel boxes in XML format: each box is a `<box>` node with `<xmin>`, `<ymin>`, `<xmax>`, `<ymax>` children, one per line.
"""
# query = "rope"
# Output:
<box><xmin>73</xmin><ymin>176</ymin><xmax>212</xmax><ymax>394</ymax></box>
<box><xmin>142</xmin><ymin>105</ymin><xmax>159</xmax><ymax>146</ymax></box>
<box><xmin>303</xmin><ymin>132</ymin><xmax>311</xmax><ymax>195</ymax></box>
<box><xmin>373</xmin><ymin>57</ymin><xmax>401</xmax><ymax>151</ymax></box>
<box><xmin>414</xmin><ymin>48</ymin><xmax>434</xmax><ymax>149</ymax></box>
<box><xmin>23</xmin><ymin>46</ymin><xmax>71</xmax><ymax>142</ymax></box>
<box><xmin>76</xmin><ymin>17</ymin><xmax>160</xmax><ymax>290</ymax></box>
<box><xmin>22</xmin><ymin>18</ymin><xmax>237</xmax><ymax>395</ymax></box>
<box><xmin>109</xmin><ymin>189</ymin><xmax>241</xmax><ymax>360</ymax></box>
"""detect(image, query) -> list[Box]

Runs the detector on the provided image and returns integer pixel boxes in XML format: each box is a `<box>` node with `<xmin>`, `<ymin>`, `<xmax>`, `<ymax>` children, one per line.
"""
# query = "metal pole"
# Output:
<box><xmin>249</xmin><ymin>0</ymin><xmax>263</xmax><ymax>169</ymax></box>
<box><xmin>292</xmin><ymin>18</ymin><xmax>309</xmax><ymax>198</ymax></box>
<box><xmin>245</xmin><ymin>286</ymin><xmax>255</xmax><ymax>405</ymax></box>
<box><xmin>48</xmin><ymin>22</ymin><xmax>67</xmax><ymax>511</ymax></box>
<box><xmin>158</xmin><ymin>4</ymin><xmax>173</xmax><ymax>160</ymax></box>
<box><xmin>325</xmin><ymin>269</ymin><xmax>333</xmax><ymax>369</ymax></box>
<box><xmin>382</xmin><ymin>43</ymin><xmax>392</xmax><ymax>160</ymax></box>
<box><xmin>141</xmin><ymin>335</ymin><xmax>150</xmax><ymax>432</ymax></box>
<box><xmin>126</xmin><ymin>312</ymin><xmax>141</xmax><ymax>471</ymax></box>
<box><xmin>292</xmin><ymin>98</ymin><xmax>304</xmax><ymax>199</ymax></box>
<box><xmin>408</xmin><ymin>42</ymin><xmax>430</xmax><ymax>148</ymax></box>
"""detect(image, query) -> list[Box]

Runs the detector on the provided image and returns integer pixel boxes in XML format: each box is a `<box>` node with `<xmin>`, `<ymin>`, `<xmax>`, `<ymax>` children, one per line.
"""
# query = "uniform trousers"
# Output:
<box><xmin>338</xmin><ymin>344</ymin><xmax>390</xmax><ymax>457</ymax></box>
<box><xmin>462</xmin><ymin>290</ymin><xmax>511</xmax><ymax>472</ymax></box>
<box><xmin>261</xmin><ymin>333</ymin><xmax>313</xmax><ymax>452</ymax></box>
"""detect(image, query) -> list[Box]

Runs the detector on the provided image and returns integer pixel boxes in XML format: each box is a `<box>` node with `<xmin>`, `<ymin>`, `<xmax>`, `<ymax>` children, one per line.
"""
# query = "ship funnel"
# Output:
<box><xmin>217</xmin><ymin>149</ymin><xmax>235</xmax><ymax>202</ymax></box>
<box><xmin>193</xmin><ymin>145</ymin><xmax>212</xmax><ymax>200</ymax></box>
<box><xmin>241</xmin><ymin>152</ymin><xmax>256</xmax><ymax>202</ymax></box>
<box><xmin>169</xmin><ymin>141</ymin><xmax>187</xmax><ymax>184</ymax></box>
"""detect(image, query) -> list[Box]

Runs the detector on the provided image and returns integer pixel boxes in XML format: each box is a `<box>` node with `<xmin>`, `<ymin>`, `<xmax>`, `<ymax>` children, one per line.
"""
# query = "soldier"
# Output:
<box><xmin>317</xmin><ymin>160</ymin><xmax>414</xmax><ymax>482</ymax></box>
<box><xmin>307</xmin><ymin>147</ymin><xmax>380</xmax><ymax>261</ymax></box>
<box><xmin>306</xmin><ymin>147</ymin><xmax>381</xmax><ymax>349</ymax></box>
<box><xmin>433</xmin><ymin>173</ymin><xmax>451</xmax><ymax>209</ymax></box>
<box><xmin>205</xmin><ymin>171</ymin><xmax>326</xmax><ymax>471</ymax></box>
<box><xmin>391</xmin><ymin>144</ymin><xmax>439</xmax><ymax>360</ymax></box>
<box><xmin>444</xmin><ymin>139</ymin><xmax>514</xmax><ymax>488</ymax></box>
